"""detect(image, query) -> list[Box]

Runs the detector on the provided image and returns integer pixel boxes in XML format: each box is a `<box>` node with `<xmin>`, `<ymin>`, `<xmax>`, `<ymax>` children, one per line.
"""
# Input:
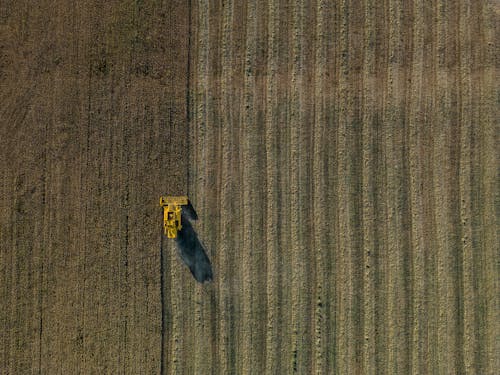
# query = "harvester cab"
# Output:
<box><xmin>159</xmin><ymin>196</ymin><xmax>189</xmax><ymax>238</ymax></box>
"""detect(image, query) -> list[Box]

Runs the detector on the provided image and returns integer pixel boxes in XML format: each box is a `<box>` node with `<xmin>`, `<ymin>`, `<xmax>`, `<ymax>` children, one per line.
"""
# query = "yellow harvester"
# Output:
<box><xmin>159</xmin><ymin>196</ymin><xmax>189</xmax><ymax>238</ymax></box>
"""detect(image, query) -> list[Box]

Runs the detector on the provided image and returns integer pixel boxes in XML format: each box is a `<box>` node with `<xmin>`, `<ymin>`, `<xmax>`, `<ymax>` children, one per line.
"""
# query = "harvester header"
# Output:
<box><xmin>159</xmin><ymin>196</ymin><xmax>189</xmax><ymax>238</ymax></box>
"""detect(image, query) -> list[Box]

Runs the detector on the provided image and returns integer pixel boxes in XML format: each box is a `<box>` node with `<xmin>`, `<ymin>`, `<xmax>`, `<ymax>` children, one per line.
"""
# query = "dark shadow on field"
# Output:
<box><xmin>174</xmin><ymin>204</ymin><xmax>213</xmax><ymax>283</ymax></box>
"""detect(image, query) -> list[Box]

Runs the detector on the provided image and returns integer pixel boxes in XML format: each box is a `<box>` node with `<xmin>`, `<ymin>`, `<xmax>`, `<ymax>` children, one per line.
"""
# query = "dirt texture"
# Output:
<box><xmin>1</xmin><ymin>1</ymin><xmax>498</xmax><ymax>374</ymax></box>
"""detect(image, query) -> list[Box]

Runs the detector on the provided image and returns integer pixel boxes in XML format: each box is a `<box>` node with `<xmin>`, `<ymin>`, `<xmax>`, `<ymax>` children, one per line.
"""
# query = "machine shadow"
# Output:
<box><xmin>174</xmin><ymin>203</ymin><xmax>213</xmax><ymax>283</ymax></box>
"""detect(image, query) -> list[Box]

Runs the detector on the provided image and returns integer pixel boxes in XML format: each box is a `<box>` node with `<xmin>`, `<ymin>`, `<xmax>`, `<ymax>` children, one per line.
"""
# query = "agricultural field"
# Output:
<box><xmin>1</xmin><ymin>1</ymin><xmax>498</xmax><ymax>374</ymax></box>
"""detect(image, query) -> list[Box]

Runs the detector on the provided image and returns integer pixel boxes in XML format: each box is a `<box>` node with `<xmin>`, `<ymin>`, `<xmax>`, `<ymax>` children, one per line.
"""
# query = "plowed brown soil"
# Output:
<box><xmin>1</xmin><ymin>1</ymin><xmax>498</xmax><ymax>374</ymax></box>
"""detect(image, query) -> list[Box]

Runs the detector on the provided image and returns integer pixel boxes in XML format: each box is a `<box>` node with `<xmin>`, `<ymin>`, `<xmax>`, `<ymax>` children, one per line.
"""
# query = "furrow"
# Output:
<box><xmin>323</xmin><ymin>3</ymin><xmax>339</xmax><ymax>372</ymax></box>
<box><xmin>385</xmin><ymin>0</ymin><xmax>410</xmax><ymax>373</ymax></box>
<box><xmin>336</xmin><ymin>0</ymin><xmax>352</xmax><ymax>372</ymax></box>
<box><xmin>264</xmin><ymin>0</ymin><xmax>281</xmax><ymax>373</ymax></box>
<box><xmin>241</xmin><ymin>2</ymin><xmax>261</xmax><ymax>373</ymax></box>
<box><xmin>479</xmin><ymin>3</ymin><xmax>498</xmax><ymax>373</ymax></box>
<box><xmin>195</xmin><ymin>0</ymin><xmax>222</xmax><ymax>373</ymax></box>
<box><xmin>289</xmin><ymin>0</ymin><xmax>311</xmax><ymax>373</ymax></box>
<box><xmin>0</xmin><ymin>133</ymin><xmax>9</xmax><ymax>371</ymax></box>
<box><xmin>312</xmin><ymin>1</ymin><xmax>328</xmax><ymax>374</ymax></box>
<box><xmin>434</xmin><ymin>1</ymin><xmax>461</xmax><ymax>373</ymax></box>
<box><xmin>191</xmin><ymin>0</ymin><xmax>211</xmax><ymax>374</ymax></box>
<box><xmin>361</xmin><ymin>0</ymin><xmax>377</xmax><ymax>373</ymax></box>
<box><xmin>277</xmin><ymin>4</ymin><xmax>293</xmax><ymax>373</ymax></box>
<box><xmin>408</xmin><ymin>2</ymin><xmax>427</xmax><ymax>374</ymax></box>
<box><xmin>218</xmin><ymin>1</ymin><xmax>235</xmax><ymax>374</ymax></box>
<box><xmin>458</xmin><ymin>2</ymin><xmax>478</xmax><ymax>371</ymax></box>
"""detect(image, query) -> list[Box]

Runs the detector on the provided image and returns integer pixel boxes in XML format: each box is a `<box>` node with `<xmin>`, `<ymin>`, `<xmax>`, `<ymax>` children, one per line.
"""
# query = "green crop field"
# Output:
<box><xmin>1</xmin><ymin>1</ymin><xmax>498</xmax><ymax>374</ymax></box>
